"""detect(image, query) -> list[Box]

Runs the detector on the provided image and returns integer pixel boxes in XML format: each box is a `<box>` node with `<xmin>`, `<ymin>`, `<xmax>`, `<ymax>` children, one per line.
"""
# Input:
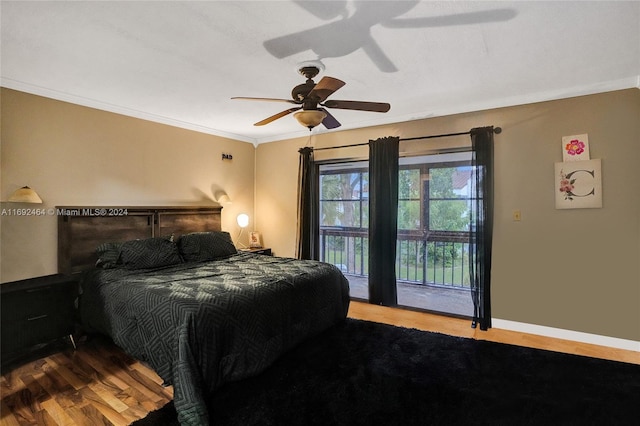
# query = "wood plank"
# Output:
<box><xmin>130</xmin><ymin>361</ymin><xmax>167</xmax><ymax>387</ymax></box>
<box><xmin>87</xmin><ymin>379</ymin><xmax>130</xmax><ymax>413</ymax></box>
<box><xmin>125</xmin><ymin>366</ymin><xmax>173</xmax><ymax>402</ymax></box>
<box><xmin>42</xmin><ymin>355</ymin><xmax>91</xmax><ymax>391</ymax></box>
<box><xmin>70</xmin><ymin>404</ymin><xmax>112</xmax><ymax>426</ymax></box>
<box><xmin>51</xmin><ymin>386</ymin><xmax>86</xmax><ymax>411</ymax></box>
<box><xmin>32</xmin><ymin>408</ymin><xmax>60</xmax><ymax>426</ymax></box>
<box><xmin>0</xmin><ymin>371</ymin><xmax>26</xmax><ymax>397</ymax></box>
<box><xmin>118</xmin><ymin>385</ymin><xmax>163</xmax><ymax>413</ymax></box>
<box><xmin>79</xmin><ymin>387</ymin><xmax>130</xmax><ymax>425</ymax></box>
<box><xmin>0</xmin><ymin>398</ymin><xmax>22</xmax><ymax>426</ymax></box>
<box><xmin>114</xmin><ymin>387</ymin><xmax>156</xmax><ymax>424</ymax></box>
<box><xmin>63</xmin><ymin>405</ymin><xmax>100</xmax><ymax>426</ymax></box>
<box><xmin>80</xmin><ymin>341</ymin><xmax>172</xmax><ymax>402</ymax></box>
<box><xmin>49</xmin><ymin>351</ymin><xmax>97</xmax><ymax>381</ymax></box>
<box><xmin>72</xmin><ymin>349</ymin><xmax>130</xmax><ymax>391</ymax></box>
<box><xmin>15</xmin><ymin>373</ymin><xmax>49</xmax><ymax>406</ymax></box>
<box><xmin>37</xmin><ymin>360</ymin><xmax>77</xmax><ymax>395</ymax></box>
<box><xmin>1</xmin><ymin>376</ymin><xmax>38</xmax><ymax>426</ymax></box>
<box><xmin>2</xmin><ymin>359</ymin><xmax>48</xmax><ymax>388</ymax></box>
<box><xmin>40</xmin><ymin>397</ymin><xmax>76</xmax><ymax>426</ymax></box>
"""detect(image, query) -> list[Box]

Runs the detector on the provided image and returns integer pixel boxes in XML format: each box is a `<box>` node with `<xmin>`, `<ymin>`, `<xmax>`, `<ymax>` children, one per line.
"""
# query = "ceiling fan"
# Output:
<box><xmin>231</xmin><ymin>61</ymin><xmax>390</xmax><ymax>130</ymax></box>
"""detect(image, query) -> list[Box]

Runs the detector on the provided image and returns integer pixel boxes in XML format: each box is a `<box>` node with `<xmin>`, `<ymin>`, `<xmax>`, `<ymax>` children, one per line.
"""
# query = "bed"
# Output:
<box><xmin>57</xmin><ymin>206</ymin><xmax>350</xmax><ymax>425</ymax></box>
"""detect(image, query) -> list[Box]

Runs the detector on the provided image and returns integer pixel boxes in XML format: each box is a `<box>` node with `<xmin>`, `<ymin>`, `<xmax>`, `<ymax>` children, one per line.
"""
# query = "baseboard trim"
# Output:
<box><xmin>492</xmin><ymin>318</ymin><xmax>640</xmax><ymax>352</ymax></box>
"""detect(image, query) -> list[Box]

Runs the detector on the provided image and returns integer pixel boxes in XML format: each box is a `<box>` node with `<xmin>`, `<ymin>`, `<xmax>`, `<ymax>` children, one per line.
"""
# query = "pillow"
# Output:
<box><xmin>178</xmin><ymin>231</ymin><xmax>237</xmax><ymax>262</ymax></box>
<box><xmin>120</xmin><ymin>236</ymin><xmax>183</xmax><ymax>270</ymax></box>
<box><xmin>95</xmin><ymin>242</ymin><xmax>123</xmax><ymax>269</ymax></box>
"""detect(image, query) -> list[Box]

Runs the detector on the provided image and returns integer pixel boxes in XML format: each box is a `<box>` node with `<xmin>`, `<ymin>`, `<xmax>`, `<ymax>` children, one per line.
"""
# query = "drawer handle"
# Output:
<box><xmin>26</xmin><ymin>287</ymin><xmax>51</xmax><ymax>293</ymax></box>
<box><xmin>27</xmin><ymin>314</ymin><xmax>48</xmax><ymax>321</ymax></box>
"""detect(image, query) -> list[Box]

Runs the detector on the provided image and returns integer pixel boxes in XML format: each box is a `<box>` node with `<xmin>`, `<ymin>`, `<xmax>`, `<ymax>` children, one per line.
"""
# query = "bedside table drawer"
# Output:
<box><xmin>2</xmin><ymin>315</ymin><xmax>73</xmax><ymax>355</ymax></box>
<box><xmin>1</xmin><ymin>274</ymin><xmax>78</xmax><ymax>369</ymax></box>
<box><xmin>1</xmin><ymin>285</ymin><xmax>74</xmax><ymax>321</ymax></box>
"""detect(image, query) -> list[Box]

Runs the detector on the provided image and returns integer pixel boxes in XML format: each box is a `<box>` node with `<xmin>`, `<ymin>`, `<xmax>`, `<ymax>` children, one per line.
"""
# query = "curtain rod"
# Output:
<box><xmin>311</xmin><ymin>126</ymin><xmax>501</xmax><ymax>151</ymax></box>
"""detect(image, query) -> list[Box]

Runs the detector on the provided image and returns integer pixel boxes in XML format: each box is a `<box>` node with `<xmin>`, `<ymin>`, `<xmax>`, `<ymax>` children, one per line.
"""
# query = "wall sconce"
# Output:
<box><xmin>236</xmin><ymin>213</ymin><xmax>249</xmax><ymax>248</ymax></box>
<box><xmin>215</xmin><ymin>190</ymin><xmax>231</xmax><ymax>204</ymax></box>
<box><xmin>7</xmin><ymin>186</ymin><xmax>43</xmax><ymax>203</ymax></box>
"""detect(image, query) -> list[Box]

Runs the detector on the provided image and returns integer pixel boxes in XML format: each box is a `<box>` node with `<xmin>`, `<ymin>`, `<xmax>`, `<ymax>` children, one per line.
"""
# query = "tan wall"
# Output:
<box><xmin>1</xmin><ymin>88</ymin><xmax>255</xmax><ymax>282</ymax></box>
<box><xmin>256</xmin><ymin>89</ymin><xmax>640</xmax><ymax>342</ymax></box>
<box><xmin>2</xmin><ymin>87</ymin><xmax>638</xmax><ymax>342</ymax></box>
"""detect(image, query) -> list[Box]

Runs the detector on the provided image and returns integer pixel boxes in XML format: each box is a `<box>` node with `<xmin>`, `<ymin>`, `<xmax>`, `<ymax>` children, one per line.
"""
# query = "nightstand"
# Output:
<box><xmin>241</xmin><ymin>247</ymin><xmax>272</xmax><ymax>255</ymax></box>
<box><xmin>1</xmin><ymin>274</ymin><xmax>78</xmax><ymax>370</ymax></box>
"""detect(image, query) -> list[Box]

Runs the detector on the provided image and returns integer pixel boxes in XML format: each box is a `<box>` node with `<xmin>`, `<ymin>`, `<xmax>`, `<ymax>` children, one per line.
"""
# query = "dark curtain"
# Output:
<box><xmin>296</xmin><ymin>147</ymin><xmax>319</xmax><ymax>260</ymax></box>
<box><xmin>368</xmin><ymin>136</ymin><xmax>400</xmax><ymax>306</ymax></box>
<box><xmin>469</xmin><ymin>127</ymin><xmax>495</xmax><ymax>330</ymax></box>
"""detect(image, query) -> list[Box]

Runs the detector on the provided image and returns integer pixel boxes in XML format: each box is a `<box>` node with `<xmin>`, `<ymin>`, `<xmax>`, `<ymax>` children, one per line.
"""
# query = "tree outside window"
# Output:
<box><xmin>319</xmin><ymin>153</ymin><xmax>473</xmax><ymax>286</ymax></box>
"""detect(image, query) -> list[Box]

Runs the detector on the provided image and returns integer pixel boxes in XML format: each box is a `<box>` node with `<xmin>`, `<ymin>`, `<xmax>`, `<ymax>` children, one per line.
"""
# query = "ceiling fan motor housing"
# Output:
<box><xmin>292</xmin><ymin>65</ymin><xmax>324</xmax><ymax>102</ymax></box>
<box><xmin>292</xmin><ymin>80</ymin><xmax>317</xmax><ymax>103</ymax></box>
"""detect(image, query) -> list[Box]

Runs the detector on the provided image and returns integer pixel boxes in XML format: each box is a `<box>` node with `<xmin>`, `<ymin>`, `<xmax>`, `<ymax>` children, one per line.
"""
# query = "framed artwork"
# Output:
<box><xmin>249</xmin><ymin>231</ymin><xmax>262</xmax><ymax>248</ymax></box>
<box><xmin>562</xmin><ymin>134</ymin><xmax>590</xmax><ymax>162</ymax></box>
<box><xmin>555</xmin><ymin>159</ymin><xmax>602</xmax><ymax>209</ymax></box>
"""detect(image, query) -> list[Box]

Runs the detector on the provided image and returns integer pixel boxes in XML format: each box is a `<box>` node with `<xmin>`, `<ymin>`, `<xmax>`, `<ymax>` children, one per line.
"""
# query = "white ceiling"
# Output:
<box><xmin>2</xmin><ymin>1</ymin><xmax>639</xmax><ymax>145</ymax></box>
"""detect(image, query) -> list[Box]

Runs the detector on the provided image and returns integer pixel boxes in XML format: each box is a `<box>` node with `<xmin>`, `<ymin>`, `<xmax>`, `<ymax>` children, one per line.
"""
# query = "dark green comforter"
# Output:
<box><xmin>80</xmin><ymin>253</ymin><xmax>350</xmax><ymax>425</ymax></box>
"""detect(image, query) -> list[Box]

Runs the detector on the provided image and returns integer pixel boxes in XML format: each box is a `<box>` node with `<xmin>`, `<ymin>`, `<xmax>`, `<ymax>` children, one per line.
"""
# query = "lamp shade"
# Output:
<box><xmin>215</xmin><ymin>191</ymin><xmax>231</xmax><ymax>204</ymax></box>
<box><xmin>8</xmin><ymin>186</ymin><xmax>43</xmax><ymax>203</ymax></box>
<box><xmin>294</xmin><ymin>110</ymin><xmax>326</xmax><ymax>129</ymax></box>
<box><xmin>237</xmin><ymin>213</ymin><xmax>249</xmax><ymax>228</ymax></box>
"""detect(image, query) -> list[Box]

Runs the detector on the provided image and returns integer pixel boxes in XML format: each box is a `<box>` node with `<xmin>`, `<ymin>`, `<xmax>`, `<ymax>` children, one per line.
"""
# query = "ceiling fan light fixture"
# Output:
<box><xmin>294</xmin><ymin>110</ymin><xmax>326</xmax><ymax>130</ymax></box>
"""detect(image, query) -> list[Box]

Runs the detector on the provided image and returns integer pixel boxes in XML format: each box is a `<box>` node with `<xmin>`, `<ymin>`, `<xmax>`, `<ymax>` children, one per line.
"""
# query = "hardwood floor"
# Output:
<box><xmin>1</xmin><ymin>334</ymin><xmax>173</xmax><ymax>426</ymax></box>
<box><xmin>348</xmin><ymin>302</ymin><xmax>640</xmax><ymax>365</ymax></box>
<box><xmin>2</xmin><ymin>301</ymin><xmax>638</xmax><ymax>425</ymax></box>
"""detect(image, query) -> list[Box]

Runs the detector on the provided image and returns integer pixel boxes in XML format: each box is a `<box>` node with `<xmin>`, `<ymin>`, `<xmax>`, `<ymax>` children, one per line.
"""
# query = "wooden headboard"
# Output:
<box><xmin>57</xmin><ymin>205</ymin><xmax>222</xmax><ymax>275</ymax></box>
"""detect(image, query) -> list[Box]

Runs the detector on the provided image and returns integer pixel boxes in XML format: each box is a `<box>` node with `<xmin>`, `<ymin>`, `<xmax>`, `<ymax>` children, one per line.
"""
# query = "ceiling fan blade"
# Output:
<box><xmin>320</xmin><ymin>108</ymin><xmax>341</xmax><ymax>129</ymax></box>
<box><xmin>382</xmin><ymin>9</ymin><xmax>517</xmax><ymax>28</ymax></box>
<box><xmin>232</xmin><ymin>97</ymin><xmax>299</xmax><ymax>105</ymax></box>
<box><xmin>307</xmin><ymin>76</ymin><xmax>346</xmax><ymax>102</ymax></box>
<box><xmin>323</xmin><ymin>99</ymin><xmax>390</xmax><ymax>113</ymax></box>
<box><xmin>254</xmin><ymin>107</ymin><xmax>301</xmax><ymax>126</ymax></box>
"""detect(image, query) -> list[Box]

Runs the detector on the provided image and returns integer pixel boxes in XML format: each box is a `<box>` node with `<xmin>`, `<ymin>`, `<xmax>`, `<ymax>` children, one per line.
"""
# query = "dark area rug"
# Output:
<box><xmin>134</xmin><ymin>318</ymin><xmax>639</xmax><ymax>425</ymax></box>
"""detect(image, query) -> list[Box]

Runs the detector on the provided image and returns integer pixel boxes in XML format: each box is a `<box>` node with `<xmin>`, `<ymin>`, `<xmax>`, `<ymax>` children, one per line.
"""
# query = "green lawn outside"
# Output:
<box><xmin>322</xmin><ymin>246</ymin><xmax>470</xmax><ymax>288</ymax></box>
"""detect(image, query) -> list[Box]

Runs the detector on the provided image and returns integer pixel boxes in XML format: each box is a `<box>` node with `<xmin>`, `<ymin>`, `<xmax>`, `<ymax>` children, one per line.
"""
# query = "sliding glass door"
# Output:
<box><xmin>319</xmin><ymin>152</ymin><xmax>475</xmax><ymax>317</ymax></box>
<box><xmin>319</xmin><ymin>162</ymin><xmax>369</xmax><ymax>291</ymax></box>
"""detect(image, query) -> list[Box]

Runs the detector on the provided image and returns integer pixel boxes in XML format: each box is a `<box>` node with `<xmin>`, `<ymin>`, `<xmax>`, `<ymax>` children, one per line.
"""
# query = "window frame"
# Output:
<box><xmin>318</xmin><ymin>155</ymin><xmax>473</xmax><ymax>243</ymax></box>
<box><xmin>319</xmin><ymin>166</ymin><xmax>369</xmax><ymax>232</ymax></box>
<box><xmin>421</xmin><ymin>159</ymin><xmax>474</xmax><ymax>244</ymax></box>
